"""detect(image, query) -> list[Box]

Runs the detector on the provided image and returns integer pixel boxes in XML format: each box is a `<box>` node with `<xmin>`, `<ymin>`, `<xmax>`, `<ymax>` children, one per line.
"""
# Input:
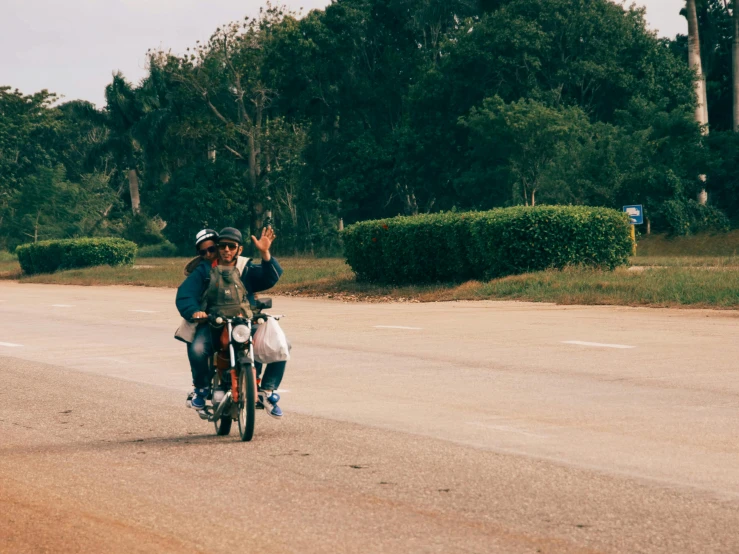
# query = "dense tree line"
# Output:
<box><xmin>2</xmin><ymin>0</ymin><xmax>739</xmax><ymax>254</ymax></box>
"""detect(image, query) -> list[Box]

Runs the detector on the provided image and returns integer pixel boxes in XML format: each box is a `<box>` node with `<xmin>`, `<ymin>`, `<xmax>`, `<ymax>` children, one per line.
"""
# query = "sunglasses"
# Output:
<box><xmin>198</xmin><ymin>245</ymin><xmax>217</xmax><ymax>256</ymax></box>
<box><xmin>218</xmin><ymin>242</ymin><xmax>240</xmax><ymax>251</ymax></box>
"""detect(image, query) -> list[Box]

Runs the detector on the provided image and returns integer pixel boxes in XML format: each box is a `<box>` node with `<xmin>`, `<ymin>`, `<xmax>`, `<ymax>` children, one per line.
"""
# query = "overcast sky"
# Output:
<box><xmin>2</xmin><ymin>0</ymin><xmax>686</xmax><ymax>108</ymax></box>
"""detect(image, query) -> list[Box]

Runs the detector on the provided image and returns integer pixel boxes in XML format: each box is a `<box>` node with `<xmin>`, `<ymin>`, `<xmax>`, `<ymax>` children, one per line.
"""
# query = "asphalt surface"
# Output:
<box><xmin>1</xmin><ymin>282</ymin><xmax>738</xmax><ymax>553</ymax></box>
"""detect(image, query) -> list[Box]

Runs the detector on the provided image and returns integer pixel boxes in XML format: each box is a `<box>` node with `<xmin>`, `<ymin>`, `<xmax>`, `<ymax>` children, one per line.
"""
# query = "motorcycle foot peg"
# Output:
<box><xmin>197</xmin><ymin>409</ymin><xmax>209</xmax><ymax>420</ymax></box>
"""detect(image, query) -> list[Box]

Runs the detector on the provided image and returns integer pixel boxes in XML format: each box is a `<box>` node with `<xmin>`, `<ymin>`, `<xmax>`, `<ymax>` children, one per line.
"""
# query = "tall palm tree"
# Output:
<box><xmin>104</xmin><ymin>73</ymin><xmax>143</xmax><ymax>214</ymax></box>
<box><xmin>686</xmin><ymin>0</ymin><xmax>709</xmax><ymax>204</ymax></box>
<box><xmin>135</xmin><ymin>65</ymin><xmax>175</xmax><ymax>187</ymax></box>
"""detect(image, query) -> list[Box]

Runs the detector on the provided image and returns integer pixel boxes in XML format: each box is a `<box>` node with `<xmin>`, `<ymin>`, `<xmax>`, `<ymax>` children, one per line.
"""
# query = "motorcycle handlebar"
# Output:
<box><xmin>190</xmin><ymin>313</ymin><xmax>282</xmax><ymax>324</ymax></box>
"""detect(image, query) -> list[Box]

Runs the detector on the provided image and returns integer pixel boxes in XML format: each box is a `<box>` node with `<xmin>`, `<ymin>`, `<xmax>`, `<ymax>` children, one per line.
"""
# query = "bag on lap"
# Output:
<box><xmin>253</xmin><ymin>317</ymin><xmax>290</xmax><ymax>364</ymax></box>
<box><xmin>174</xmin><ymin>318</ymin><xmax>198</xmax><ymax>343</ymax></box>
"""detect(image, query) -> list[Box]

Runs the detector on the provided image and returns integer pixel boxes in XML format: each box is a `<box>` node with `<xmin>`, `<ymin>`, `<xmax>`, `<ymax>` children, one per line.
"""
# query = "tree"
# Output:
<box><xmin>5</xmin><ymin>0</ymin><xmax>734</xmax><ymax>252</ymax></box>
<box><xmin>460</xmin><ymin>96</ymin><xmax>591</xmax><ymax>206</ymax></box>
<box><xmin>154</xmin><ymin>7</ymin><xmax>290</xmax><ymax>235</ymax></box>
<box><xmin>687</xmin><ymin>0</ymin><xmax>711</xmax><ymax>128</ymax></box>
<box><xmin>686</xmin><ymin>0</ymin><xmax>710</xmax><ymax>204</ymax></box>
<box><xmin>10</xmin><ymin>166</ymin><xmax>118</xmax><ymax>244</ymax></box>
<box><xmin>0</xmin><ymin>87</ymin><xmax>61</xmax><ymax>235</ymax></box>
<box><xmin>733</xmin><ymin>0</ymin><xmax>739</xmax><ymax>130</ymax></box>
<box><xmin>104</xmin><ymin>73</ymin><xmax>144</xmax><ymax>214</ymax></box>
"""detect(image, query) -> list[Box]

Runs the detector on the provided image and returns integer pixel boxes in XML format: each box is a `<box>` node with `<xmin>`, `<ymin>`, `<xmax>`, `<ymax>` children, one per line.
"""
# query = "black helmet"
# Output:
<box><xmin>195</xmin><ymin>228</ymin><xmax>219</xmax><ymax>249</ymax></box>
<box><xmin>218</xmin><ymin>227</ymin><xmax>243</xmax><ymax>245</ymax></box>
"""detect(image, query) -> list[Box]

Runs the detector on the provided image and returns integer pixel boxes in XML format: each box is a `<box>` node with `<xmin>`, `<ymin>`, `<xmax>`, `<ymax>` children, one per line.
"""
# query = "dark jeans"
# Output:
<box><xmin>187</xmin><ymin>324</ymin><xmax>286</xmax><ymax>391</ymax></box>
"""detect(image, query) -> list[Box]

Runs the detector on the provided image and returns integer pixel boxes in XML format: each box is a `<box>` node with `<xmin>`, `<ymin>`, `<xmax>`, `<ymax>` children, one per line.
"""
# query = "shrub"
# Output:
<box><xmin>122</xmin><ymin>214</ymin><xmax>167</xmax><ymax>246</ymax></box>
<box><xmin>343</xmin><ymin>206</ymin><xmax>631</xmax><ymax>284</ymax></box>
<box><xmin>689</xmin><ymin>202</ymin><xmax>731</xmax><ymax>234</ymax></box>
<box><xmin>16</xmin><ymin>238</ymin><xmax>137</xmax><ymax>275</ymax></box>
<box><xmin>654</xmin><ymin>199</ymin><xmax>731</xmax><ymax>236</ymax></box>
<box><xmin>137</xmin><ymin>241</ymin><xmax>179</xmax><ymax>258</ymax></box>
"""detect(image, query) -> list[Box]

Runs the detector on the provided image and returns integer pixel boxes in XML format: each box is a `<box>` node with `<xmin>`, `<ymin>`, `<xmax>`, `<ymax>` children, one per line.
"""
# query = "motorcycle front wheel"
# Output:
<box><xmin>238</xmin><ymin>364</ymin><xmax>256</xmax><ymax>442</ymax></box>
<box><xmin>214</xmin><ymin>414</ymin><xmax>232</xmax><ymax>435</ymax></box>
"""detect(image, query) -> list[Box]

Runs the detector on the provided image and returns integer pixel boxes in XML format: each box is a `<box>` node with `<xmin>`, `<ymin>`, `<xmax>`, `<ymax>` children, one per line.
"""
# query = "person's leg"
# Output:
<box><xmin>257</xmin><ymin>339</ymin><xmax>290</xmax><ymax>419</ymax></box>
<box><xmin>260</xmin><ymin>361</ymin><xmax>285</xmax><ymax>392</ymax></box>
<box><xmin>187</xmin><ymin>325</ymin><xmax>214</xmax><ymax>409</ymax></box>
<box><xmin>186</xmin><ymin>345</ymin><xmax>196</xmax><ymax>407</ymax></box>
<box><xmin>250</xmin><ymin>322</ymin><xmax>288</xmax><ymax>418</ymax></box>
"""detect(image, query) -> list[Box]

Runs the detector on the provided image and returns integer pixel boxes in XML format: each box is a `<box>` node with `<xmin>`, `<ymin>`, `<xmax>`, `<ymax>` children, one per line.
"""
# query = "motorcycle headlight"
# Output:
<box><xmin>232</xmin><ymin>324</ymin><xmax>250</xmax><ymax>344</ymax></box>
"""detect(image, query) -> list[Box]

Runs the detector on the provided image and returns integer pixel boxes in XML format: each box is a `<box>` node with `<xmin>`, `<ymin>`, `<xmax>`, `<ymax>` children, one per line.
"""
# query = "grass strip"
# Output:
<box><xmin>3</xmin><ymin>256</ymin><xmax>738</xmax><ymax>309</ymax></box>
<box><xmin>636</xmin><ymin>230</ymin><xmax>739</xmax><ymax>257</ymax></box>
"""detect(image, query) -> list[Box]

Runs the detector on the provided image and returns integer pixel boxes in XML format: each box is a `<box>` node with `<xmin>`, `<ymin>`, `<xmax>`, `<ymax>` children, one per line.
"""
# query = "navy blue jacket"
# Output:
<box><xmin>175</xmin><ymin>257</ymin><xmax>283</xmax><ymax>320</ymax></box>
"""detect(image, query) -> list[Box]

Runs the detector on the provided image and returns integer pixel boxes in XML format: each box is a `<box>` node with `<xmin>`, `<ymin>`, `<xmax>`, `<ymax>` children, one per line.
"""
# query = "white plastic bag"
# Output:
<box><xmin>253</xmin><ymin>317</ymin><xmax>290</xmax><ymax>364</ymax></box>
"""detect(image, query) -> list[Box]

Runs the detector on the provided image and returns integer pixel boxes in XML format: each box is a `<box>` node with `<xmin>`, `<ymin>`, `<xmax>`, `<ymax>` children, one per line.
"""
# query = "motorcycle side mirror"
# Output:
<box><xmin>253</xmin><ymin>298</ymin><xmax>272</xmax><ymax>310</ymax></box>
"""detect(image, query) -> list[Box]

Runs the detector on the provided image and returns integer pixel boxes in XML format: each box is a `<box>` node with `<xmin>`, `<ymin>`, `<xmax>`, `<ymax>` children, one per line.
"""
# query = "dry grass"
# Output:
<box><xmin>2</xmin><ymin>245</ymin><xmax>738</xmax><ymax>309</ymax></box>
<box><xmin>279</xmin><ymin>266</ymin><xmax>739</xmax><ymax>309</ymax></box>
<box><xmin>631</xmin><ymin>256</ymin><xmax>739</xmax><ymax>268</ymax></box>
<box><xmin>425</xmin><ymin>267</ymin><xmax>739</xmax><ymax>308</ymax></box>
<box><xmin>0</xmin><ymin>252</ymin><xmax>21</xmax><ymax>279</ymax></box>
<box><xmin>13</xmin><ymin>257</ymin><xmax>355</xmax><ymax>292</ymax></box>
<box><xmin>636</xmin><ymin>230</ymin><xmax>739</xmax><ymax>257</ymax></box>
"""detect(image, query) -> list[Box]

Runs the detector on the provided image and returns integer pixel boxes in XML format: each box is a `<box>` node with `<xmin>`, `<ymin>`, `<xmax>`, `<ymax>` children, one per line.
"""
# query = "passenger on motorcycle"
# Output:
<box><xmin>175</xmin><ymin>226</ymin><xmax>286</xmax><ymax>418</ymax></box>
<box><xmin>183</xmin><ymin>228</ymin><xmax>220</xmax><ymax>276</ymax></box>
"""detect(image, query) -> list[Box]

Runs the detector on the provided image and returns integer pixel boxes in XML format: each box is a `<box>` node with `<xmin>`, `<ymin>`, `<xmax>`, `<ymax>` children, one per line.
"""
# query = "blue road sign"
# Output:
<box><xmin>623</xmin><ymin>205</ymin><xmax>643</xmax><ymax>225</ymax></box>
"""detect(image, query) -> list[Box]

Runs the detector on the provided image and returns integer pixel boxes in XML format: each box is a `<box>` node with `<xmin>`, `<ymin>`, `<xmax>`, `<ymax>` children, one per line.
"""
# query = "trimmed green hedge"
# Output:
<box><xmin>137</xmin><ymin>241</ymin><xmax>179</xmax><ymax>258</ymax></box>
<box><xmin>16</xmin><ymin>238</ymin><xmax>137</xmax><ymax>275</ymax></box>
<box><xmin>343</xmin><ymin>206</ymin><xmax>632</xmax><ymax>284</ymax></box>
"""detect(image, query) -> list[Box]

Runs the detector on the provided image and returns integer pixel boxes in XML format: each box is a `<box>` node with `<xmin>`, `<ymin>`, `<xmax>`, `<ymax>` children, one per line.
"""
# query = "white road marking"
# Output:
<box><xmin>562</xmin><ymin>340</ymin><xmax>636</xmax><ymax>349</ymax></box>
<box><xmin>374</xmin><ymin>325</ymin><xmax>423</xmax><ymax>330</ymax></box>
<box><xmin>52</xmin><ymin>304</ymin><xmax>73</xmax><ymax>308</ymax></box>
<box><xmin>0</xmin><ymin>342</ymin><xmax>23</xmax><ymax>347</ymax></box>
<box><xmin>130</xmin><ymin>310</ymin><xmax>158</xmax><ymax>313</ymax></box>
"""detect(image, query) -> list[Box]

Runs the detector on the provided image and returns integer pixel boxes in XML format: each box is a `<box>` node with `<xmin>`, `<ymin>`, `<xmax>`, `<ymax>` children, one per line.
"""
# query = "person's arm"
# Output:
<box><xmin>244</xmin><ymin>256</ymin><xmax>283</xmax><ymax>293</ymax></box>
<box><xmin>175</xmin><ymin>262</ymin><xmax>208</xmax><ymax>319</ymax></box>
<box><xmin>245</xmin><ymin>226</ymin><xmax>282</xmax><ymax>292</ymax></box>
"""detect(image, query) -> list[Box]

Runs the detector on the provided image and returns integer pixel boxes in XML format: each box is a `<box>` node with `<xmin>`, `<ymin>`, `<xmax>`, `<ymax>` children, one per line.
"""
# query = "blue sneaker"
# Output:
<box><xmin>190</xmin><ymin>387</ymin><xmax>209</xmax><ymax>410</ymax></box>
<box><xmin>259</xmin><ymin>390</ymin><xmax>283</xmax><ymax>419</ymax></box>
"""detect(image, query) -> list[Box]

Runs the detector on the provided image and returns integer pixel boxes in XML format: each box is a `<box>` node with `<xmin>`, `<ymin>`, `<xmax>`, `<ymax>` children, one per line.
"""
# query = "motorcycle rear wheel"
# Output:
<box><xmin>238</xmin><ymin>365</ymin><xmax>256</xmax><ymax>442</ymax></box>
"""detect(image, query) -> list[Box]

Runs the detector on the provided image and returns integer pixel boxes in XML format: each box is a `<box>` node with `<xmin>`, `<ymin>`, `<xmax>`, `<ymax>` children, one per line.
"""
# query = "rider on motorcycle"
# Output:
<box><xmin>175</xmin><ymin>226</ymin><xmax>286</xmax><ymax>417</ymax></box>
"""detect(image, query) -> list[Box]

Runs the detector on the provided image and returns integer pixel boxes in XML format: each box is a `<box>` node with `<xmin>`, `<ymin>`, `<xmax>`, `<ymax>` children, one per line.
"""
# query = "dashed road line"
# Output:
<box><xmin>0</xmin><ymin>342</ymin><xmax>23</xmax><ymax>347</ymax></box>
<box><xmin>52</xmin><ymin>304</ymin><xmax>74</xmax><ymax>308</ymax></box>
<box><xmin>562</xmin><ymin>340</ymin><xmax>636</xmax><ymax>349</ymax></box>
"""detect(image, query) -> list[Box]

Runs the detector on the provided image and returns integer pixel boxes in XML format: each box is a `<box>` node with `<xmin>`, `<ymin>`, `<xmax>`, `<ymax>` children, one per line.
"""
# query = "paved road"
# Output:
<box><xmin>1</xmin><ymin>282</ymin><xmax>738</xmax><ymax>553</ymax></box>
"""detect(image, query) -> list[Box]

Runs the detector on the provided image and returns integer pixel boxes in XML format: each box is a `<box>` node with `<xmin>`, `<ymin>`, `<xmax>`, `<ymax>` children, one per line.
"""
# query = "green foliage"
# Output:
<box><xmin>343</xmin><ymin>206</ymin><xmax>632</xmax><ymax>284</ymax></box>
<box><xmin>5</xmin><ymin>0</ymin><xmax>739</xmax><ymax>257</ymax></box>
<box><xmin>122</xmin><ymin>213</ymin><xmax>167</xmax><ymax>246</ymax></box>
<box><xmin>157</xmin><ymin>159</ymin><xmax>249</xmax><ymax>252</ymax></box>
<box><xmin>653</xmin><ymin>199</ymin><xmax>731</xmax><ymax>236</ymax></box>
<box><xmin>16</xmin><ymin>238</ymin><xmax>137</xmax><ymax>275</ymax></box>
<box><xmin>2</xmin><ymin>166</ymin><xmax>120</xmax><ymax>249</ymax></box>
<box><xmin>137</xmin><ymin>241</ymin><xmax>179</xmax><ymax>257</ymax></box>
<box><xmin>460</xmin><ymin>97</ymin><xmax>592</xmax><ymax>206</ymax></box>
<box><xmin>670</xmin><ymin>0</ymin><xmax>733</xmax><ymax>131</ymax></box>
<box><xmin>706</xmin><ymin>131</ymin><xmax>739</xmax><ymax>223</ymax></box>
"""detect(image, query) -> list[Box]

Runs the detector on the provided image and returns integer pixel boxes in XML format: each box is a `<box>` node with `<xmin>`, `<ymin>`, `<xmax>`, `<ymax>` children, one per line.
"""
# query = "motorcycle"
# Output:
<box><xmin>191</xmin><ymin>298</ymin><xmax>278</xmax><ymax>442</ymax></box>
